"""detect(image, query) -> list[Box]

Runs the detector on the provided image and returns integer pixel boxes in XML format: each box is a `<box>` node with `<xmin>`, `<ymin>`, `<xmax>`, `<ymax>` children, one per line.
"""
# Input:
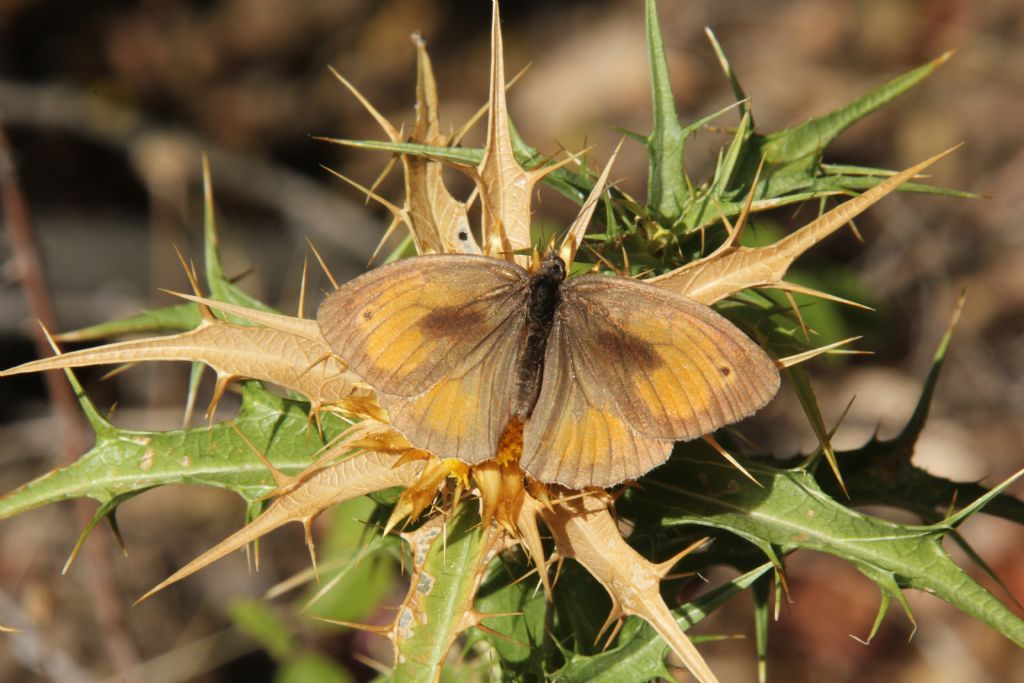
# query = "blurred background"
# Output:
<box><xmin>1</xmin><ymin>1</ymin><xmax>1022</xmax><ymax>681</ymax></box>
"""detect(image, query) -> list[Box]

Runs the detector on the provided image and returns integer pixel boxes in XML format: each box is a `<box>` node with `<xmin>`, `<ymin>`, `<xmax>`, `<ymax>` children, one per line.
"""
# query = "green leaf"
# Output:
<box><xmin>230</xmin><ymin>599</ymin><xmax>296</xmax><ymax>660</ymax></box>
<box><xmin>554</xmin><ymin>563</ymin><xmax>771</xmax><ymax>682</ymax></box>
<box><xmin>632</xmin><ymin>446</ymin><xmax>1024</xmax><ymax>648</ymax></box>
<box><xmin>392</xmin><ymin>505</ymin><xmax>500</xmax><ymax>683</ymax></box>
<box><xmin>758</xmin><ymin>50</ymin><xmax>953</xmax><ymax>174</ymax></box>
<box><xmin>275</xmin><ymin>653</ymin><xmax>353</xmax><ymax>683</ymax></box>
<box><xmin>0</xmin><ymin>383</ymin><xmax>344</xmax><ymax>519</ymax></box>
<box><xmin>56</xmin><ymin>303</ymin><xmax>202</xmax><ymax>341</ymax></box>
<box><xmin>202</xmin><ymin>160</ymin><xmax>275</xmax><ymax>315</ymax></box>
<box><xmin>643</xmin><ymin>0</ymin><xmax>687</xmax><ymax>222</ymax></box>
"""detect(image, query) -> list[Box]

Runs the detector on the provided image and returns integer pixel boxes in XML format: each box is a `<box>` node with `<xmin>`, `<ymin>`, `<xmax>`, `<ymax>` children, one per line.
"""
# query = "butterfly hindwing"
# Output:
<box><xmin>383</xmin><ymin>310</ymin><xmax>527</xmax><ymax>464</ymax></box>
<box><xmin>520</xmin><ymin>317</ymin><xmax>671</xmax><ymax>487</ymax></box>
<box><xmin>521</xmin><ymin>274</ymin><xmax>779</xmax><ymax>487</ymax></box>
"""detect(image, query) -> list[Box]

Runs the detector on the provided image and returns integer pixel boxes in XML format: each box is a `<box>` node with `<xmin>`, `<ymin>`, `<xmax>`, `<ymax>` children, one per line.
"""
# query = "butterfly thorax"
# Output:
<box><xmin>511</xmin><ymin>254</ymin><xmax>566</xmax><ymax>420</ymax></box>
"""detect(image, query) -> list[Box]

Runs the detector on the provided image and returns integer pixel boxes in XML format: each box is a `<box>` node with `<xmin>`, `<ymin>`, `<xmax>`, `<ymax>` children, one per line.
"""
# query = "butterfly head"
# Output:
<box><xmin>538</xmin><ymin>252</ymin><xmax>566</xmax><ymax>283</ymax></box>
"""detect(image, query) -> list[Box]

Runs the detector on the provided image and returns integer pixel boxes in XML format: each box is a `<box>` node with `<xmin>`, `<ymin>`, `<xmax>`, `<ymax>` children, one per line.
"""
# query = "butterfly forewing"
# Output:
<box><xmin>317</xmin><ymin>255</ymin><xmax>528</xmax><ymax>397</ymax></box>
<box><xmin>520</xmin><ymin>274</ymin><xmax>779</xmax><ymax>487</ymax></box>
<box><xmin>317</xmin><ymin>255</ymin><xmax>530</xmax><ymax>463</ymax></box>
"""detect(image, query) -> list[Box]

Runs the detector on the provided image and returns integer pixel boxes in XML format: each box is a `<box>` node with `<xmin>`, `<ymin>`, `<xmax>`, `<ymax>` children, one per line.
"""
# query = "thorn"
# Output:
<box><xmin>768</xmin><ymin>280</ymin><xmax>874</xmax><ymax>311</ymax></box>
<box><xmin>182</xmin><ymin>362</ymin><xmax>203</xmax><ymax>428</ymax></box>
<box><xmin>351</xmin><ymin>652</ymin><xmax>392</xmax><ymax>676</ymax></box>
<box><xmin>311</xmin><ymin>615</ymin><xmax>394</xmax><ymax>640</ymax></box>
<box><xmin>552</xmin><ymin>555</ymin><xmax>565</xmax><ymax>590</ymax></box>
<box><xmin>783</xmin><ymin>289</ymin><xmax>810</xmax><ymax>342</ymax></box>
<box><xmin>205</xmin><ymin>372</ymin><xmax>237</xmax><ymax>421</ymax></box>
<box><xmin>98</xmin><ymin>363</ymin><xmax>139</xmax><ymax>382</ymax></box>
<box><xmin>731</xmin><ymin>155</ymin><xmax>765</xmax><ymax>245</ymax></box>
<box><xmin>383</xmin><ymin>505</ymin><xmax>410</xmax><ymax>537</ymax></box>
<box><xmin>306</xmin><ymin>238</ymin><xmax>339</xmax><ymax>290</ymax></box>
<box><xmin>228</xmin><ymin>422</ymin><xmax>290</xmax><ymax>488</ymax></box>
<box><xmin>367</xmin><ymin>155</ymin><xmax>400</xmax><ymax>201</ymax></box>
<box><xmin>473</xmin><ymin>622</ymin><xmax>529</xmax><ymax>649</ymax></box>
<box><xmin>37</xmin><ymin>322</ymin><xmax>61</xmax><ymax>355</ymax></box>
<box><xmin>452</xmin><ymin>62</ymin><xmax>532</xmax><ymax>145</ymax></box>
<box><xmin>172</xmin><ymin>245</ymin><xmax>214</xmax><ymax>321</ymax></box>
<box><xmin>368</xmin><ymin>215</ymin><xmax>406</xmax><ymax>267</ymax></box>
<box><xmin>776</xmin><ymin>336</ymin><xmax>865</xmax><ymax>368</ymax></box>
<box><xmin>595</xmin><ymin>604</ymin><xmax>625</xmax><ymax>649</ymax></box>
<box><xmin>302</xmin><ymin>515</ymin><xmax>320</xmax><ymax>583</ymax></box>
<box><xmin>829</xmin><ymin>394</ymin><xmax>857</xmax><ymax>441</ymax></box>
<box><xmin>558</xmin><ymin>138</ymin><xmax>622</xmax><ymax>268</ymax></box>
<box><xmin>297</xmin><ymin>257</ymin><xmax>308</xmax><ymax>320</ymax></box>
<box><xmin>702</xmin><ymin>434</ymin><xmax>762</xmax><ymax>487</ymax></box>
<box><xmin>583</xmin><ymin>242</ymin><xmax>626</xmax><ymax>277</ymax></box>
<box><xmin>321</xmin><ymin>165</ymin><xmax>406</xmax><ymax>220</ymax></box>
<box><xmin>327</xmin><ymin>65</ymin><xmax>401</xmax><ymax>141</ymax></box>
<box><xmin>654</xmin><ymin>537</ymin><xmax>712</xmax><ymax>578</ymax></box>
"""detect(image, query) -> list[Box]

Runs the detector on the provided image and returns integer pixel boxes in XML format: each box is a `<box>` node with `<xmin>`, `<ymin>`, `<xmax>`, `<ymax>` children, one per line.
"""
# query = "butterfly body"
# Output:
<box><xmin>318</xmin><ymin>254</ymin><xmax>779</xmax><ymax>488</ymax></box>
<box><xmin>514</xmin><ymin>254</ymin><xmax>566</xmax><ymax>422</ymax></box>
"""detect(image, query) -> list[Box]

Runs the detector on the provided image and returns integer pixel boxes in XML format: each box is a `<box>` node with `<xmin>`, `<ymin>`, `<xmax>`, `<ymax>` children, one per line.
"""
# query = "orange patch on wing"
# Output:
<box><xmin>496</xmin><ymin>417</ymin><xmax>524</xmax><ymax>467</ymax></box>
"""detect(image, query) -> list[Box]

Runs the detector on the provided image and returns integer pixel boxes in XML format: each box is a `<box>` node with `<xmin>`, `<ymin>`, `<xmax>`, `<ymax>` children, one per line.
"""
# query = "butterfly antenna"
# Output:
<box><xmin>305</xmin><ymin>238</ymin><xmax>339</xmax><ymax>290</ymax></box>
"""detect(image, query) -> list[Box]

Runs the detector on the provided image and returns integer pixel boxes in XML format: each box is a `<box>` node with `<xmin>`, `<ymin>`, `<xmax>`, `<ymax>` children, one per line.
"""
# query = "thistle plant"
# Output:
<box><xmin>2</xmin><ymin>2</ymin><xmax>1022</xmax><ymax>681</ymax></box>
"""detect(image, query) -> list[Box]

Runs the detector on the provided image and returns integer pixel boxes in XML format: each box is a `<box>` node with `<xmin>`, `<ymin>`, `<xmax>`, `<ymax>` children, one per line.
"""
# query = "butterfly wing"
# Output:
<box><xmin>521</xmin><ymin>274</ymin><xmax>779</xmax><ymax>487</ymax></box>
<box><xmin>519</xmin><ymin>316</ymin><xmax>672</xmax><ymax>486</ymax></box>
<box><xmin>317</xmin><ymin>254</ymin><xmax>529</xmax><ymax>462</ymax></box>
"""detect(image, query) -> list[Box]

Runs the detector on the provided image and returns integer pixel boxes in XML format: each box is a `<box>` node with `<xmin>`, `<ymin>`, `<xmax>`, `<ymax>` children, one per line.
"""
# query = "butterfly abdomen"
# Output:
<box><xmin>511</xmin><ymin>255</ymin><xmax>566</xmax><ymax>420</ymax></box>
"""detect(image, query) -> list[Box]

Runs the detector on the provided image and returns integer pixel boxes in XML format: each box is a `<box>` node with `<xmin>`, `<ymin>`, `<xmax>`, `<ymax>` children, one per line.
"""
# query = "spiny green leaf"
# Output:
<box><xmin>55</xmin><ymin>303</ymin><xmax>201</xmax><ymax>342</ymax></box>
<box><xmin>554</xmin><ymin>563</ymin><xmax>771</xmax><ymax>682</ymax></box>
<box><xmin>758</xmin><ymin>50</ymin><xmax>953</xmax><ymax>172</ymax></box>
<box><xmin>633</xmin><ymin>447</ymin><xmax>1024</xmax><ymax>648</ymax></box>
<box><xmin>392</xmin><ymin>505</ymin><xmax>501</xmax><ymax>683</ymax></box>
<box><xmin>643</xmin><ymin>0</ymin><xmax>687</xmax><ymax>222</ymax></box>
<box><xmin>0</xmin><ymin>383</ymin><xmax>342</xmax><ymax>519</ymax></box>
<box><xmin>202</xmin><ymin>157</ymin><xmax>274</xmax><ymax>315</ymax></box>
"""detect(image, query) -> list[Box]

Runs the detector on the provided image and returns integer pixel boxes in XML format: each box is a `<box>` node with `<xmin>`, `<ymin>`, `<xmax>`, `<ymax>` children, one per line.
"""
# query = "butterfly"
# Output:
<box><xmin>317</xmin><ymin>252</ymin><xmax>779</xmax><ymax>488</ymax></box>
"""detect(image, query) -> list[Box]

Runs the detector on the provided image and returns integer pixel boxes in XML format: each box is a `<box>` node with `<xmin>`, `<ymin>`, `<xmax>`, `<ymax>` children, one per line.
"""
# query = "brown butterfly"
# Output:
<box><xmin>317</xmin><ymin>252</ymin><xmax>779</xmax><ymax>488</ymax></box>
